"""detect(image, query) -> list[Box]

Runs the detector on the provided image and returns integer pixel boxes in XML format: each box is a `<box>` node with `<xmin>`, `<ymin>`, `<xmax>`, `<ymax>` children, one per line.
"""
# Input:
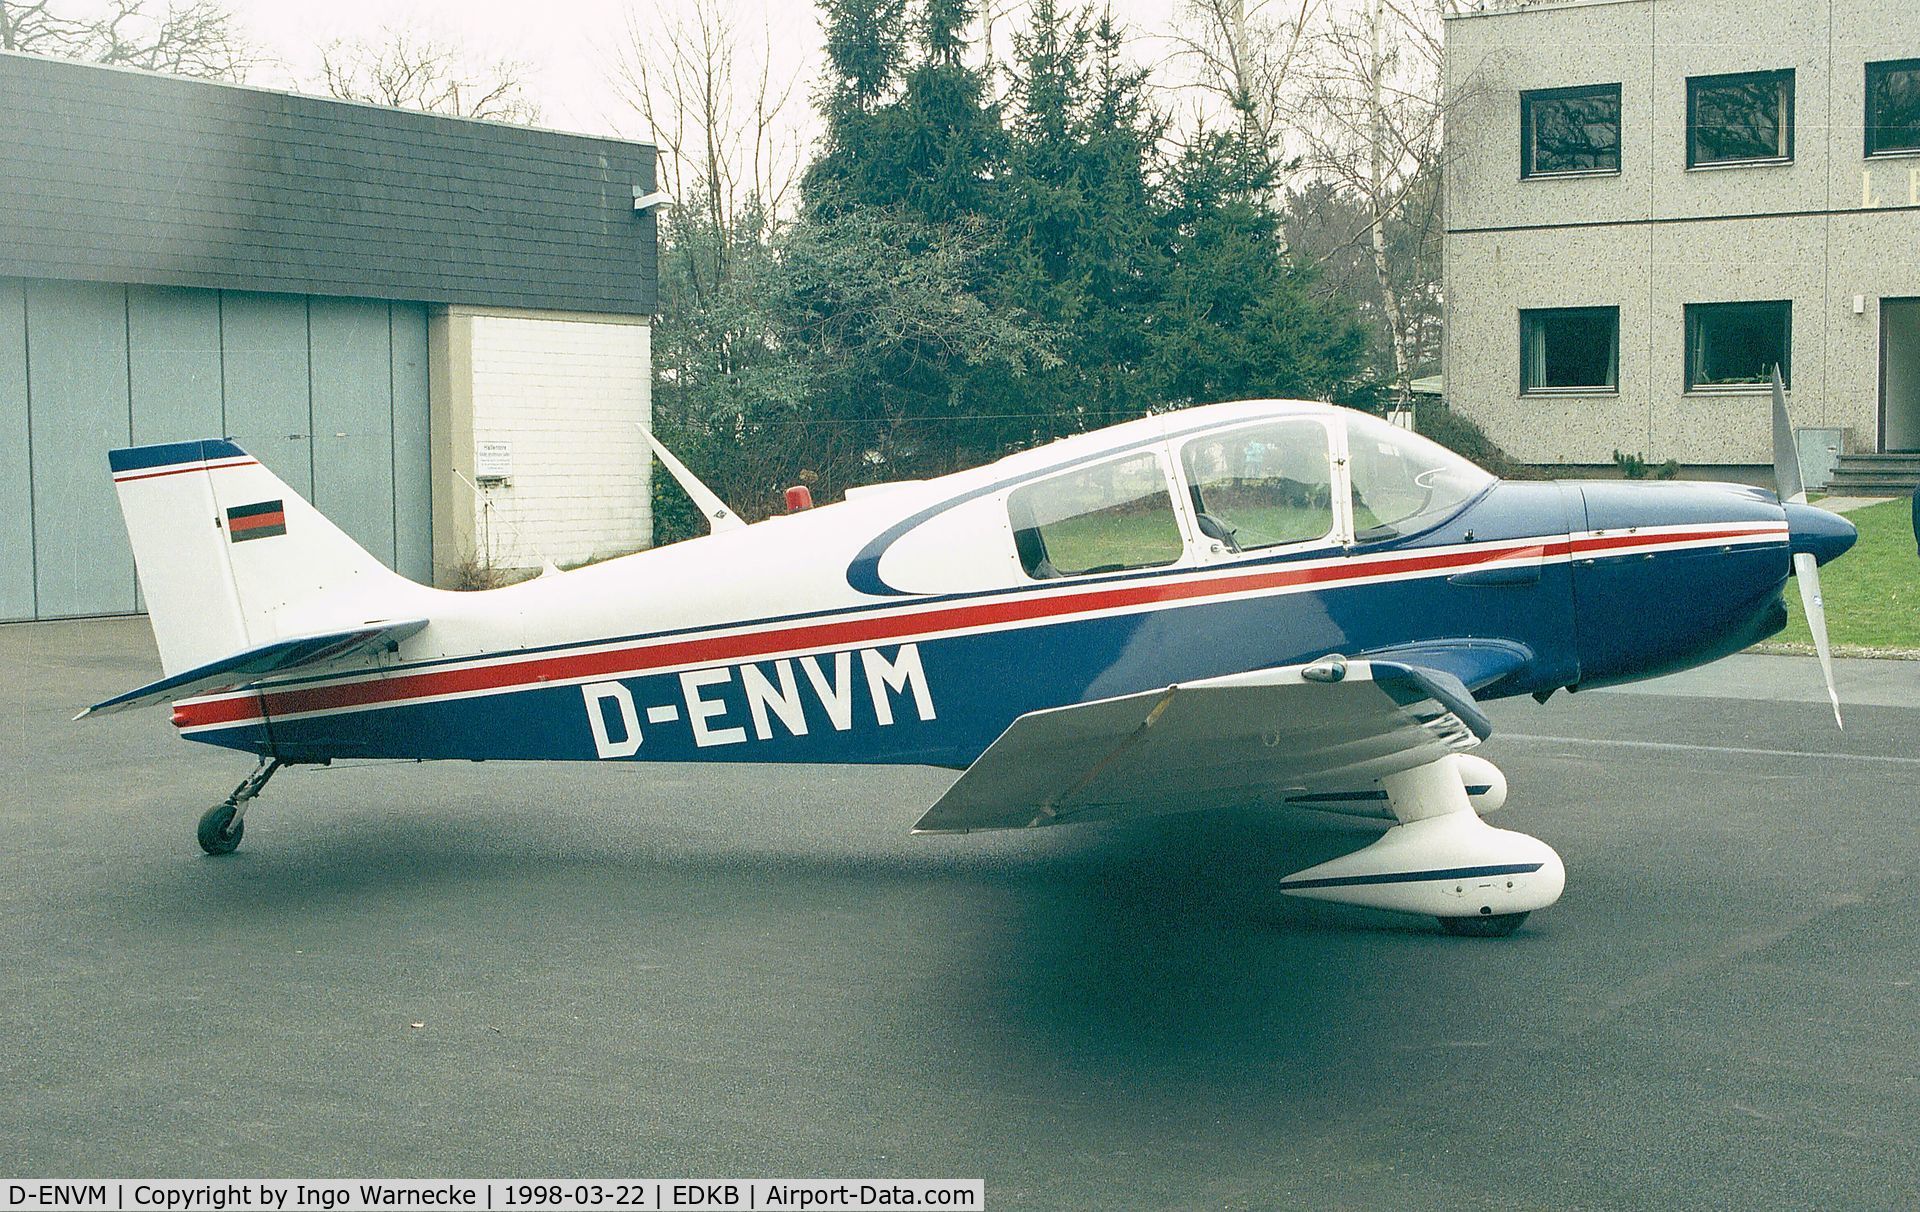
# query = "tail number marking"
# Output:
<box><xmin>580</xmin><ymin>644</ymin><xmax>937</xmax><ymax>759</ymax></box>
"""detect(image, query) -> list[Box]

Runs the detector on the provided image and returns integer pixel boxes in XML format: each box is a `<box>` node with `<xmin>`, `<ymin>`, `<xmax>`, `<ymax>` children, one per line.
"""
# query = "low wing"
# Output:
<box><xmin>76</xmin><ymin>619</ymin><xmax>428</xmax><ymax>719</ymax></box>
<box><xmin>914</xmin><ymin>656</ymin><xmax>1493</xmax><ymax>834</ymax></box>
<box><xmin>1356</xmin><ymin>637</ymin><xmax>1532</xmax><ymax>696</ymax></box>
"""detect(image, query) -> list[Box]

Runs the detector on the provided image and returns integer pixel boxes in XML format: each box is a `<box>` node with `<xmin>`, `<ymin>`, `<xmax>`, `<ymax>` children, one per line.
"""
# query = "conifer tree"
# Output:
<box><xmin>997</xmin><ymin>3</ymin><xmax>1168</xmax><ymax>441</ymax></box>
<box><xmin>1150</xmin><ymin>128</ymin><xmax>1366</xmax><ymax>405</ymax></box>
<box><xmin>648</xmin><ymin>0</ymin><xmax>1369</xmax><ymax>539</ymax></box>
<box><xmin>806</xmin><ymin>0</ymin><xmax>910</xmax><ymax>212</ymax></box>
<box><xmin>790</xmin><ymin>0</ymin><xmax>1040</xmax><ymax>479</ymax></box>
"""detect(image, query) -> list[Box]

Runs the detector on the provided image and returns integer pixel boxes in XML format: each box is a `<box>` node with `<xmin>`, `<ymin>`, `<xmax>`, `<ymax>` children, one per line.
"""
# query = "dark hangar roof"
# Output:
<box><xmin>0</xmin><ymin>50</ymin><xmax>658</xmax><ymax>315</ymax></box>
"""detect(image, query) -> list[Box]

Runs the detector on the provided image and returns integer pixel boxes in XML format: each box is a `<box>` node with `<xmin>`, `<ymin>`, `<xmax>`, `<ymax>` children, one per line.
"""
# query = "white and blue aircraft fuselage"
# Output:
<box><xmin>87</xmin><ymin>397</ymin><xmax>1856</xmax><ymax>936</ymax></box>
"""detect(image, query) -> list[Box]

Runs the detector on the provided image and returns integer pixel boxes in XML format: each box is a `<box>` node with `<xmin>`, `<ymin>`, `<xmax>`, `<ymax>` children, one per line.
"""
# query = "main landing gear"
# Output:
<box><xmin>1277</xmin><ymin>754</ymin><xmax>1566</xmax><ymax>936</ymax></box>
<box><xmin>196</xmin><ymin>757</ymin><xmax>283</xmax><ymax>855</ymax></box>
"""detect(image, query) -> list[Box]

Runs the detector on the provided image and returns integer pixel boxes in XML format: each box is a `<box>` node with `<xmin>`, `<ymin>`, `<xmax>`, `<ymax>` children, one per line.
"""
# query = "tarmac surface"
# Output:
<box><xmin>3</xmin><ymin>618</ymin><xmax>1919</xmax><ymax>1209</ymax></box>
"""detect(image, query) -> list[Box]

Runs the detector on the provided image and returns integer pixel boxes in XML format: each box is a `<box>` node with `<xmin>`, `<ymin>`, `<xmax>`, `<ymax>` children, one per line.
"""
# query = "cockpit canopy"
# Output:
<box><xmin>873</xmin><ymin>404</ymin><xmax>1496</xmax><ymax>595</ymax></box>
<box><xmin>1000</xmin><ymin>409</ymin><xmax>1493</xmax><ymax>580</ymax></box>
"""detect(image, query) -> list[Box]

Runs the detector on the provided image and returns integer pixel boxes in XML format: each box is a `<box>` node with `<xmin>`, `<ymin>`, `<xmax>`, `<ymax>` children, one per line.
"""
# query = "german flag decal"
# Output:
<box><xmin>226</xmin><ymin>499</ymin><xmax>287</xmax><ymax>542</ymax></box>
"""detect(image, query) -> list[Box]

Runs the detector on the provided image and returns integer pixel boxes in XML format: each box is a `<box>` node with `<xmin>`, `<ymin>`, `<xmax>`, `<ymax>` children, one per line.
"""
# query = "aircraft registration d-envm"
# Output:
<box><xmin>83</xmin><ymin>375</ymin><xmax>1854</xmax><ymax>936</ymax></box>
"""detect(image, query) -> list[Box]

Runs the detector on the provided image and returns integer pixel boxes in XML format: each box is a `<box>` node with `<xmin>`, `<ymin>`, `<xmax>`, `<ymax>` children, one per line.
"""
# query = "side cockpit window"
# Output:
<box><xmin>1008</xmin><ymin>452</ymin><xmax>1184</xmax><ymax>579</ymax></box>
<box><xmin>1180</xmin><ymin>419</ymin><xmax>1335</xmax><ymax>553</ymax></box>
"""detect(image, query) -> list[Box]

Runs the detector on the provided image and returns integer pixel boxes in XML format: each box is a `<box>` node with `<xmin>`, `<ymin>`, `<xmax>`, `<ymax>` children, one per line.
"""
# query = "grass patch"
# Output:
<box><xmin>1039</xmin><ymin>506</ymin><xmax>1185</xmax><ymax>573</ymax></box>
<box><xmin>1037</xmin><ymin>500</ymin><xmax>1339</xmax><ymax>573</ymax></box>
<box><xmin>1768</xmin><ymin>497</ymin><xmax>1920</xmax><ymax>655</ymax></box>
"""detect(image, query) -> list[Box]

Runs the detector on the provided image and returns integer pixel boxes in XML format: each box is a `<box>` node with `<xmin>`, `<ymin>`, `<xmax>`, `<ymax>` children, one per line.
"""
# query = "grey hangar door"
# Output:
<box><xmin>0</xmin><ymin>278</ymin><xmax>431</xmax><ymax>622</ymax></box>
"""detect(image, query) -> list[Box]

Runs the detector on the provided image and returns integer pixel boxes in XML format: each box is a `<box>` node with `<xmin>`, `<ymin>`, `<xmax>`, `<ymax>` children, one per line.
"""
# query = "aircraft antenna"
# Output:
<box><xmin>637</xmin><ymin>424</ymin><xmax>746</xmax><ymax>534</ymax></box>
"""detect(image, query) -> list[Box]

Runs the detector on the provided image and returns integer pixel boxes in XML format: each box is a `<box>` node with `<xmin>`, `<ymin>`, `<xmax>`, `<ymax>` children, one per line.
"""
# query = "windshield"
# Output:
<box><xmin>1345</xmin><ymin>413</ymin><xmax>1494</xmax><ymax>541</ymax></box>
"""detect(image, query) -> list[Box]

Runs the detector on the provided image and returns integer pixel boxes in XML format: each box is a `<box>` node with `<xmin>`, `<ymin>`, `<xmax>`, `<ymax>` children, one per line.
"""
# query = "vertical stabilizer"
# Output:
<box><xmin>109</xmin><ymin>440</ymin><xmax>422</xmax><ymax>676</ymax></box>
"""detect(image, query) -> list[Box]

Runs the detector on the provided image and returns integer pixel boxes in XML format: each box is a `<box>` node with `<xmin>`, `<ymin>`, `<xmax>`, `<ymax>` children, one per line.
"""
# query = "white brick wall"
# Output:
<box><xmin>467</xmin><ymin>314</ymin><xmax>651</xmax><ymax>570</ymax></box>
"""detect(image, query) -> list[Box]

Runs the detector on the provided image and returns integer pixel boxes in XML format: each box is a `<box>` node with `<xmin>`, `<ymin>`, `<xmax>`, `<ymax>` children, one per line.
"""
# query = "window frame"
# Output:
<box><xmin>1170</xmin><ymin>417</ymin><xmax>1348</xmax><ymax>559</ymax></box>
<box><xmin>1005</xmin><ymin>449</ymin><xmax>1189</xmax><ymax>582</ymax></box>
<box><xmin>1518</xmin><ymin>305</ymin><xmax>1621</xmax><ymax>396</ymax></box>
<box><xmin>1683</xmin><ymin>300</ymin><xmax>1792</xmax><ymax>394</ymax></box>
<box><xmin>1520</xmin><ymin>83</ymin><xmax>1624</xmax><ymax>179</ymax></box>
<box><xmin>1686</xmin><ymin>69</ymin><xmax>1795</xmax><ymax>169</ymax></box>
<box><xmin>1866</xmin><ymin>58</ymin><xmax>1920</xmax><ymax>158</ymax></box>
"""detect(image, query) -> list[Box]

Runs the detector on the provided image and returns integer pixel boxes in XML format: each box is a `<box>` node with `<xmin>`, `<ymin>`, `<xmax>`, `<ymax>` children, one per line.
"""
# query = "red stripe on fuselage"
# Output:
<box><xmin>171</xmin><ymin>524</ymin><xmax>1783</xmax><ymax>732</ymax></box>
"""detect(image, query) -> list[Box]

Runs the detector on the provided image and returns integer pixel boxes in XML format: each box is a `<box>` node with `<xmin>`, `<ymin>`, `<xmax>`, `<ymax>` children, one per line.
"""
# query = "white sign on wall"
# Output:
<box><xmin>475</xmin><ymin>440</ymin><xmax>512</xmax><ymax>481</ymax></box>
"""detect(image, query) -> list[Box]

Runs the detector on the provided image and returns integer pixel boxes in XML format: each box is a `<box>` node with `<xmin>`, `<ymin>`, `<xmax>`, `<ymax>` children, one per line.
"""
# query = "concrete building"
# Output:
<box><xmin>1441</xmin><ymin>0</ymin><xmax>1920</xmax><ymax>478</ymax></box>
<box><xmin>0</xmin><ymin>51</ymin><xmax>658</xmax><ymax>622</ymax></box>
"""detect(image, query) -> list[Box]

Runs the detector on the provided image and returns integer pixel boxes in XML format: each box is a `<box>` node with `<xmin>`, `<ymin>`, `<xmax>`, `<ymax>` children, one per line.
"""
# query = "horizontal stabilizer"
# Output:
<box><xmin>77</xmin><ymin>619</ymin><xmax>428</xmax><ymax>719</ymax></box>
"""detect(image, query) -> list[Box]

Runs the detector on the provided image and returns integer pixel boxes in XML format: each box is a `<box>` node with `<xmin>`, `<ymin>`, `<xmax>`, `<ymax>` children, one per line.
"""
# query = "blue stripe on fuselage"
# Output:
<box><xmin>181</xmin><ymin>481</ymin><xmax>1787</xmax><ymax>767</ymax></box>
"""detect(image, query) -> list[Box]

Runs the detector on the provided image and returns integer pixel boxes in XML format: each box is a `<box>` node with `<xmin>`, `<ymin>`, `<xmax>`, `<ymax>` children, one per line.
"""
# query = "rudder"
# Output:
<box><xmin>110</xmin><ymin>439</ymin><xmax>421</xmax><ymax>677</ymax></box>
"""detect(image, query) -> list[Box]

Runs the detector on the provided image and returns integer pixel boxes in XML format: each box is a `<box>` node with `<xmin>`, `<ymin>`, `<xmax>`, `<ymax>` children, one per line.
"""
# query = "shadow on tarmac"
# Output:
<box><xmin>111</xmin><ymin>790</ymin><xmax>1516</xmax><ymax>1094</ymax></box>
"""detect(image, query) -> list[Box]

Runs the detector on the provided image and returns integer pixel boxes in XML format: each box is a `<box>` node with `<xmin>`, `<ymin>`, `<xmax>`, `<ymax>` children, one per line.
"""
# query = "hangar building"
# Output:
<box><xmin>0</xmin><ymin>50</ymin><xmax>658</xmax><ymax>622</ymax></box>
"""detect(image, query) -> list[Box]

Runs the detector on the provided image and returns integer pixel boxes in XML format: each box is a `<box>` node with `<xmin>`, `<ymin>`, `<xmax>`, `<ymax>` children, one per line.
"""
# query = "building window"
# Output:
<box><xmin>1867</xmin><ymin>59</ymin><xmax>1920</xmax><ymax>157</ymax></box>
<box><xmin>1520</xmin><ymin>307</ymin><xmax>1619</xmax><ymax>393</ymax></box>
<box><xmin>1685</xmin><ymin>301</ymin><xmax>1791</xmax><ymax>391</ymax></box>
<box><xmin>1008</xmin><ymin>452</ymin><xmax>1183</xmax><ymax>579</ymax></box>
<box><xmin>1687</xmin><ymin>70</ymin><xmax>1794</xmax><ymax>166</ymax></box>
<box><xmin>1521</xmin><ymin>84</ymin><xmax>1622</xmax><ymax>177</ymax></box>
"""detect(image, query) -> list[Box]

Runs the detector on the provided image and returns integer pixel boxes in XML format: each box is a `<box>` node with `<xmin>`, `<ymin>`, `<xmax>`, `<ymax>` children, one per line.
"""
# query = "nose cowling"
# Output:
<box><xmin>1569</xmin><ymin>480</ymin><xmax>1797</xmax><ymax>688</ymax></box>
<box><xmin>1783</xmin><ymin>501</ymin><xmax>1857</xmax><ymax>567</ymax></box>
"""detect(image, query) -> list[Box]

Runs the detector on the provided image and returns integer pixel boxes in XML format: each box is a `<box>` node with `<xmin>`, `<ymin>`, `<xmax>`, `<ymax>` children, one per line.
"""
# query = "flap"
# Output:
<box><xmin>914</xmin><ymin>655</ymin><xmax>1490</xmax><ymax>834</ymax></box>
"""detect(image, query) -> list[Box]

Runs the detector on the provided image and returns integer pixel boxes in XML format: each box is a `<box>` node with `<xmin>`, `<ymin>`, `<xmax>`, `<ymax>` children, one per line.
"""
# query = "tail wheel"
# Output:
<box><xmin>197</xmin><ymin>801</ymin><xmax>243</xmax><ymax>856</ymax></box>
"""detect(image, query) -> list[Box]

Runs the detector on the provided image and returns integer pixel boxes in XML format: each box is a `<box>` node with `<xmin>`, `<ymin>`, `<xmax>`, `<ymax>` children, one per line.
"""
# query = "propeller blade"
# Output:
<box><xmin>1771</xmin><ymin>365</ymin><xmax>1804</xmax><ymax>505</ymax></box>
<box><xmin>1774</xmin><ymin>366</ymin><xmax>1841</xmax><ymax>727</ymax></box>
<box><xmin>1793</xmin><ymin>550</ymin><xmax>1842</xmax><ymax>729</ymax></box>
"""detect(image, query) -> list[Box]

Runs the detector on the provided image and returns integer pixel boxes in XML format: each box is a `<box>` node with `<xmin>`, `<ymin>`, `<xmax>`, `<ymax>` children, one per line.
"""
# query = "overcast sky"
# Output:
<box><xmin>225</xmin><ymin>0</ymin><xmax>1184</xmax><ymax>145</ymax></box>
<box><xmin>225</xmin><ymin>0</ymin><xmax>781</xmax><ymax>140</ymax></box>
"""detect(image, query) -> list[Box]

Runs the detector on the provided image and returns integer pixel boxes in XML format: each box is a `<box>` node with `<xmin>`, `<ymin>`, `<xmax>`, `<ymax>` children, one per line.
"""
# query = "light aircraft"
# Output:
<box><xmin>83</xmin><ymin>374</ymin><xmax>1854</xmax><ymax>936</ymax></box>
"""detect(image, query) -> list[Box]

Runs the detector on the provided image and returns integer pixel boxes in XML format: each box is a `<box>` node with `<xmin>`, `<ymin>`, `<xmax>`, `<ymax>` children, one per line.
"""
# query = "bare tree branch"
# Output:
<box><xmin>2</xmin><ymin>0</ymin><xmax>254</xmax><ymax>79</ymax></box>
<box><xmin>1257</xmin><ymin>0</ymin><xmax>1466</xmax><ymax>400</ymax></box>
<box><xmin>317</xmin><ymin>26</ymin><xmax>539</xmax><ymax>124</ymax></box>
<box><xmin>1171</xmin><ymin>0</ymin><xmax>1323</xmax><ymax>184</ymax></box>
<box><xmin>612</xmin><ymin>0</ymin><xmax>809</xmax><ymax>256</ymax></box>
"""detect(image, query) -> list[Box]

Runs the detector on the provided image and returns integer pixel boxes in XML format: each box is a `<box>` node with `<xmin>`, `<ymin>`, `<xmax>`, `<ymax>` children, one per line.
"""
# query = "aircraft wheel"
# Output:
<box><xmin>1438</xmin><ymin>911</ymin><xmax>1528</xmax><ymax>938</ymax></box>
<box><xmin>197</xmin><ymin>801</ymin><xmax>244</xmax><ymax>856</ymax></box>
